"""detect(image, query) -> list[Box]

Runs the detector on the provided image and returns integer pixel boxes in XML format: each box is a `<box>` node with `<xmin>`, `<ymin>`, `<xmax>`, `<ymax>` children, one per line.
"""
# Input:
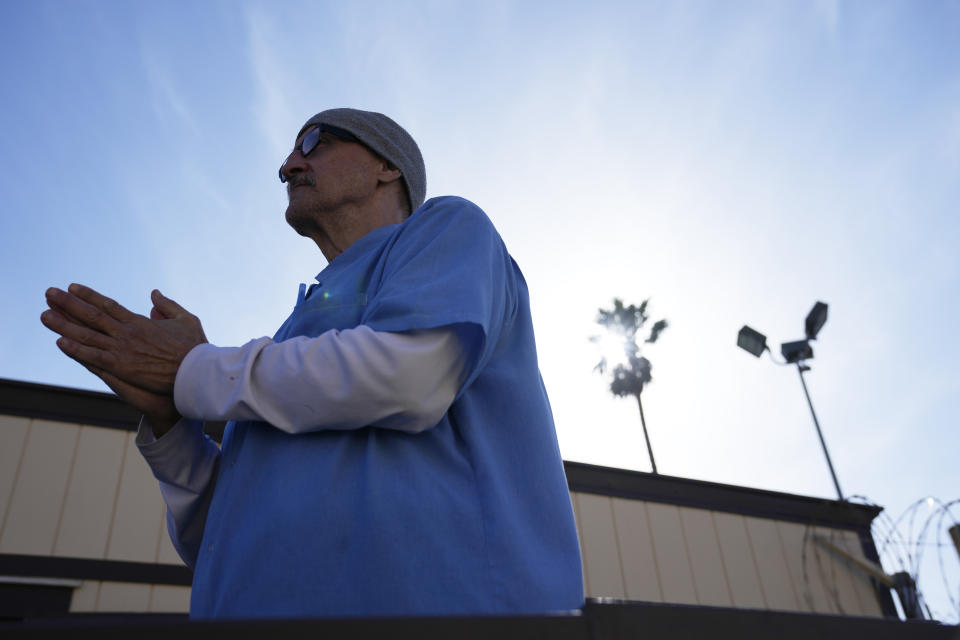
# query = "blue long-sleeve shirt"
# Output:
<box><xmin>138</xmin><ymin>196</ymin><xmax>584</xmax><ymax>618</ymax></box>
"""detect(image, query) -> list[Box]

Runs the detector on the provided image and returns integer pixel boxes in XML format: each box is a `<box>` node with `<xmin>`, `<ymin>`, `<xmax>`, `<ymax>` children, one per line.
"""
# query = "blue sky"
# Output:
<box><xmin>2</xmin><ymin>0</ymin><xmax>958</xmax><ymax>621</ymax></box>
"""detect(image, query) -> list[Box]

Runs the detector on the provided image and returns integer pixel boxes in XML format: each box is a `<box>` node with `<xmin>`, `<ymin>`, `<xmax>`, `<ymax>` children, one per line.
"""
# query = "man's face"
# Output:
<box><xmin>281</xmin><ymin>125</ymin><xmax>384</xmax><ymax>235</ymax></box>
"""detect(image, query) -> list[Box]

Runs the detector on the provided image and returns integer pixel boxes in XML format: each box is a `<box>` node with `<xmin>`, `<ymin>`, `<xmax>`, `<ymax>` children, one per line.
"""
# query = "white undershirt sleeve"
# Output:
<box><xmin>173</xmin><ymin>325</ymin><xmax>469</xmax><ymax>434</ymax></box>
<box><xmin>136</xmin><ymin>416</ymin><xmax>220</xmax><ymax>569</ymax></box>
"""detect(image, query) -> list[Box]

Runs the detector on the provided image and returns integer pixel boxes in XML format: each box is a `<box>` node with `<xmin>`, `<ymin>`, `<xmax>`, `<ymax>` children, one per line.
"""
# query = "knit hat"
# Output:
<box><xmin>299</xmin><ymin>108</ymin><xmax>426</xmax><ymax>212</ymax></box>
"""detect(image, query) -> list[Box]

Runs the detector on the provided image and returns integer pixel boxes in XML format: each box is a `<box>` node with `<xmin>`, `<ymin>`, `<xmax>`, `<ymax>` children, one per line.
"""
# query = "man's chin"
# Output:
<box><xmin>285</xmin><ymin>208</ymin><xmax>312</xmax><ymax>237</ymax></box>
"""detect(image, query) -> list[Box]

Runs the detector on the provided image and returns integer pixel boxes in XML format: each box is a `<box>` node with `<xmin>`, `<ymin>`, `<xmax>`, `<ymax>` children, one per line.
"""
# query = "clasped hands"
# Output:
<box><xmin>41</xmin><ymin>284</ymin><xmax>208</xmax><ymax>435</ymax></box>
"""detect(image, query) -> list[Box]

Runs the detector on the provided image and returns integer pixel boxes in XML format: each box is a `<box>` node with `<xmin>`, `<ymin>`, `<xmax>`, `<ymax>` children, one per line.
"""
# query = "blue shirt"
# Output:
<box><xmin>190</xmin><ymin>196</ymin><xmax>584</xmax><ymax>618</ymax></box>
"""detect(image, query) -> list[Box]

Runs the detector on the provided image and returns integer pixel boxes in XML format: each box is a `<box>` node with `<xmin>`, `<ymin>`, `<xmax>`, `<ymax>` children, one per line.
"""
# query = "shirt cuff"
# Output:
<box><xmin>136</xmin><ymin>415</ymin><xmax>208</xmax><ymax>481</ymax></box>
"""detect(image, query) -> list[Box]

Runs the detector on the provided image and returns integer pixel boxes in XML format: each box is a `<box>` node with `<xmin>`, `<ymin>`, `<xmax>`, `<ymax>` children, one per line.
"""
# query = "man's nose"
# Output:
<box><xmin>280</xmin><ymin>151</ymin><xmax>307</xmax><ymax>182</ymax></box>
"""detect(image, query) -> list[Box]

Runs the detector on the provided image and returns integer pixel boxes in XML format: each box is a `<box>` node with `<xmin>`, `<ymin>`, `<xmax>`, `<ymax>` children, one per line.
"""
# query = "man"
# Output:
<box><xmin>41</xmin><ymin>108</ymin><xmax>584</xmax><ymax>618</ymax></box>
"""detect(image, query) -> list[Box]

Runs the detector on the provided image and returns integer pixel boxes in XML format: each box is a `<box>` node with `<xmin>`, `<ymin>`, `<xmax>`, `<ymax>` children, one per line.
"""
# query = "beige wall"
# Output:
<box><xmin>1</xmin><ymin>414</ymin><xmax>884</xmax><ymax>617</ymax></box>
<box><xmin>67</xmin><ymin>580</ymin><xmax>191</xmax><ymax>614</ymax></box>
<box><xmin>0</xmin><ymin>414</ymin><xmax>180</xmax><ymax>565</ymax></box>
<box><xmin>571</xmin><ymin>491</ymin><xmax>883</xmax><ymax>617</ymax></box>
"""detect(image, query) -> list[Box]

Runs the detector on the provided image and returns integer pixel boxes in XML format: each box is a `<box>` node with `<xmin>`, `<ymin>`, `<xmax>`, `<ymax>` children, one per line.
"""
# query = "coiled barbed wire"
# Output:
<box><xmin>845</xmin><ymin>494</ymin><xmax>959</xmax><ymax>623</ymax></box>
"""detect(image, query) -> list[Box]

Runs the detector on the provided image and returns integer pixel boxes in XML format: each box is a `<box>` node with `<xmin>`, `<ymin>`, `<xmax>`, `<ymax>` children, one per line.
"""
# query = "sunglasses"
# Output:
<box><xmin>279</xmin><ymin>123</ymin><xmax>362</xmax><ymax>183</ymax></box>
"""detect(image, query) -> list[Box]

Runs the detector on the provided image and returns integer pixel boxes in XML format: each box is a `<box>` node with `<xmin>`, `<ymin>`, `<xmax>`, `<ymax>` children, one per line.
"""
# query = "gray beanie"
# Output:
<box><xmin>299</xmin><ymin>108</ymin><xmax>426</xmax><ymax>212</ymax></box>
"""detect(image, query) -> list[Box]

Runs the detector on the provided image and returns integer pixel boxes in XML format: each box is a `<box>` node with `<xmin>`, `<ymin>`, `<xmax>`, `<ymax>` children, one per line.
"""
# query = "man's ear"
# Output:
<box><xmin>377</xmin><ymin>162</ymin><xmax>403</xmax><ymax>185</ymax></box>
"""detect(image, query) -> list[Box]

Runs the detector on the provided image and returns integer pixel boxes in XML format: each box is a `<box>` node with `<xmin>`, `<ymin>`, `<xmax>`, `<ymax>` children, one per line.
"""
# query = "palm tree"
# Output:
<box><xmin>591</xmin><ymin>298</ymin><xmax>668</xmax><ymax>473</ymax></box>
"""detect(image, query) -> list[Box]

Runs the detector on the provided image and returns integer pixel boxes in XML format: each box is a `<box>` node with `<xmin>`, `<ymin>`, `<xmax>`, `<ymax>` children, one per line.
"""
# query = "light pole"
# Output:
<box><xmin>796</xmin><ymin>361</ymin><xmax>843</xmax><ymax>501</ymax></box>
<box><xmin>737</xmin><ymin>302</ymin><xmax>844</xmax><ymax>501</ymax></box>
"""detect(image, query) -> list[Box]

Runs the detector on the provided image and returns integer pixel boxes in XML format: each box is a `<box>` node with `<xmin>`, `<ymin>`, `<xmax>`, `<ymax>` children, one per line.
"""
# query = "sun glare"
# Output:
<box><xmin>593</xmin><ymin>331</ymin><xmax>631</xmax><ymax>370</ymax></box>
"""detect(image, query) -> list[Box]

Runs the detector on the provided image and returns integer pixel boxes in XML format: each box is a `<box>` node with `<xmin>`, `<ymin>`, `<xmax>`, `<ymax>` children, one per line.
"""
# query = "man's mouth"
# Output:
<box><xmin>288</xmin><ymin>176</ymin><xmax>316</xmax><ymax>190</ymax></box>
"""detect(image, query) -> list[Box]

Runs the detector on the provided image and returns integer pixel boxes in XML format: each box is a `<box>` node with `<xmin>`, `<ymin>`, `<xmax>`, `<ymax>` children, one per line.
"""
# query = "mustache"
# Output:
<box><xmin>287</xmin><ymin>175</ymin><xmax>316</xmax><ymax>188</ymax></box>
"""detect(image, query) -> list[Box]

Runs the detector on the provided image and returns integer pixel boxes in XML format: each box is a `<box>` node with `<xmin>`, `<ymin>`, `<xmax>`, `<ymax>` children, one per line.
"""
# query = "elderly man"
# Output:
<box><xmin>41</xmin><ymin>108</ymin><xmax>583</xmax><ymax>619</ymax></box>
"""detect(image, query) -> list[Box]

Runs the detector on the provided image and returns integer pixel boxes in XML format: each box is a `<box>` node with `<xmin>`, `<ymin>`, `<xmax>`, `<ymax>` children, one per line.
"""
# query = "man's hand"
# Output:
<box><xmin>41</xmin><ymin>283</ymin><xmax>208</xmax><ymax>396</ymax></box>
<box><xmin>83</xmin><ymin>363</ymin><xmax>182</xmax><ymax>437</ymax></box>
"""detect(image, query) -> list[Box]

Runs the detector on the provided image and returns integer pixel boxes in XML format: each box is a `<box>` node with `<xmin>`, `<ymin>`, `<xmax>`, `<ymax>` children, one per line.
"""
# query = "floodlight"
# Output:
<box><xmin>805</xmin><ymin>301</ymin><xmax>828</xmax><ymax>340</ymax></box>
<box><xmin>738</xmin><ymin>301</ymin><xmax>843</xmax><ymax>501</ymax></box>
<box><xmin>781</xmin><ymin>340</ymin><xmax>813</xmax><ymax>364</ymax></box>
<box><xmin>737</xmin><ymin>325</ymin><xmax>767</xmax><ymax>357</ymax></box>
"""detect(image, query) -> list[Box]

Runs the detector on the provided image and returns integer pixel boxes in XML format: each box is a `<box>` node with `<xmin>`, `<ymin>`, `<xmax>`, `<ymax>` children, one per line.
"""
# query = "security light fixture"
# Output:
<box><xmin>805</xmin><ymin>301</ymin><xmax>828</xmax><ymax>340</ymax></box>
<box><xmin>737</xmin><ymin>325</ymin><xmax>768</xmax><ymax>357</ymax></box>
<box><xmin>737</xmin><ymin>301</ymin><xmax>843</xmax><ymax>501</ymax></box>
<box><xmin>780</xmin><ymin>340</ymin><xmax>813</xmax><ymax>364</ymax></box>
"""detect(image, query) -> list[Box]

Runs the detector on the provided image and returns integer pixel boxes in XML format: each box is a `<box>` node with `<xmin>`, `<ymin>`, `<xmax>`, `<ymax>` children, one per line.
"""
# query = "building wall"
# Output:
<box><xmin>572</xmin><ymin>491</ymin><xmax>882</xmax><ymax>617</ymax></box>
<box><xmin>0</xmin><ymin>414</ymin><xmax>191</xmax><ymax>613</ymax></box>
<box><xmin>0</xmin><ymin>413</ymin><xmax>884</xmax><ymax>617</ymax></box>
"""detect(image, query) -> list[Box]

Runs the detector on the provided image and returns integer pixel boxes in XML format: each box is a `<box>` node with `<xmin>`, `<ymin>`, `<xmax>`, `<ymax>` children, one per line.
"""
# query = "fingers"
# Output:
<box><xmin>54</xmin><ymin>334</ymin><xmax>116</xmax><ymax>371</ymax></box>
<box><xmin>94</xmin><ymin>365</ymin><xmax>150</xmax><ymax>403</ymax></box>
<box><xmin>78</xmin><ymin>360</ymin><xmax>179</xmax><ymax>422</ymax></box>
<box><xmin>73</xmin><ymin>359</ymin><xmax>134</xmax><ymax>403</ymax></box>
<box><xmin>151</xmin><ymin>289</ymin><xmax>189</xmax><ymax>319</ymax></box>
<box><xmin>44</xmin><ymin>284</ymin><xmax>194</xmax><ymax>397</ymax></box>
<box><xmin>40</xmin><ymin>308</ymin><xmax>115</xmax><ymax>350</ymax></box>
<box><xmin>67</xmin><ymin>283</ymin><xmax>138</xmax><ymax>323</ymax></box>
<box><xmin>45</xmin><ymin>286</ymin><xmax>124</xmax><ymax>335</ymax></box>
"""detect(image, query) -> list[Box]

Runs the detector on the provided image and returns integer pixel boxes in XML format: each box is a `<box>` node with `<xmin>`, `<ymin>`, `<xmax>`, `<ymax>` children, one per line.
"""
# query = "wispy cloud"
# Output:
<box><xmin>140</xmin><ymin>45</ymin><xmax>201</xmax><ymax>137</ymax></box>
<box><xmin>244</xmin><ymin>6</ymin><xmax>297</xmax><ymax>161</ymax></box>
<box><xmin>186</xmin><ymin>171</ymin><xmax>232</xmax><ymax>212</ymax></box>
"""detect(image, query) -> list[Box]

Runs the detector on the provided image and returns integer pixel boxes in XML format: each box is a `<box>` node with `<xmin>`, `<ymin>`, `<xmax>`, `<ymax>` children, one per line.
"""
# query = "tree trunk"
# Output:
<box><xmin>634</xmin><ymin>392</ymin><xmax>657</xmax><ymax>474</ymax></box>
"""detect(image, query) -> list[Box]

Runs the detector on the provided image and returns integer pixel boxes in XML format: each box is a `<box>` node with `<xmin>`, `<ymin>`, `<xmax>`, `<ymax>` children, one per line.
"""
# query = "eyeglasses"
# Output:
<box><xmin>278</xmin><ymin>123</ymin><xmax>361</xmax><ymax>183</ymax></box>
